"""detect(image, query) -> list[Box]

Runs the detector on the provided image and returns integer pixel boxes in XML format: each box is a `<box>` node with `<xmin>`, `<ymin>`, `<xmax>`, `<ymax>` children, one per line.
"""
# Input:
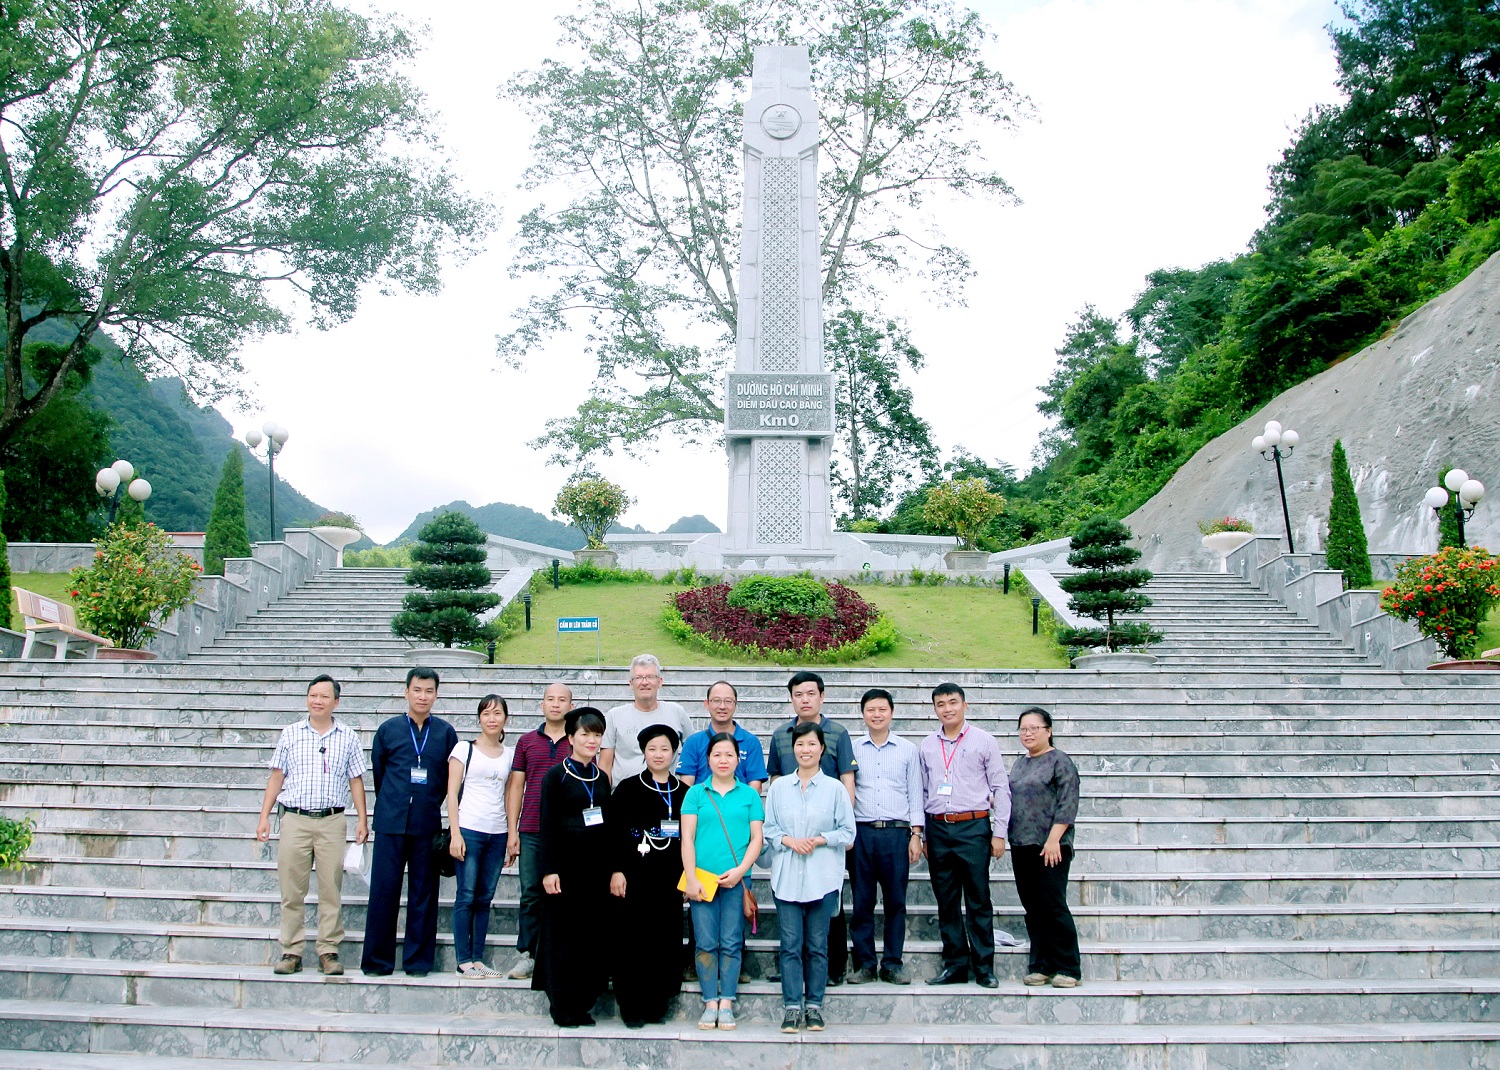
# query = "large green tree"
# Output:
<box><xmin>500</xmin><ymin>0</ymin><xmax>1027</xmax><ymax>465</ymax></box>
<box><xmin>826</xmin><ymin>309</ymin><xmax>937</xmax><ymax>522</ymax></box>
<box><xmin>0</xmin><ymin>0</ymin><xmax>489</xmax><ymax>449</ymax></box>
<box><xmin>203</xmin><ymin>447</ymin><xmax>251</xmax><ymax>576</ymax></box>
<box><xmin>1326</xmin><ymin>439</ymin><xmax>1373</xmax><ymax>588</ymax></box>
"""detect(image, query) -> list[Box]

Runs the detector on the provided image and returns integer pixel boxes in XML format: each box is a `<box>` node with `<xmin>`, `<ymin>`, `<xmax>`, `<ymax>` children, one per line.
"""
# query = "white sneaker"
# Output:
<box><xmin>506</xmin><ymin>951</ymin><xmax>534</xmax><ymax>980</ymax></box>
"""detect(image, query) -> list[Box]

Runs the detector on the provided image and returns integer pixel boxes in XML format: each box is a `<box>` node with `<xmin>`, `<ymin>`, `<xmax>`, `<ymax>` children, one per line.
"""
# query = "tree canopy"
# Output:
<box><xmin>0</xmin><ymin>0</ymin><xmax>490</xmax><ymax>448</ymax></box>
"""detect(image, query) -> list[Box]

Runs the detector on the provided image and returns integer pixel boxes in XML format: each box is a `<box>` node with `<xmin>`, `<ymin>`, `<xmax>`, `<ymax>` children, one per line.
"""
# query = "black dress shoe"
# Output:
<box><xmin>879</xmin><ymin>965</ymin><xmax>911</xmax><ymax>985</ymax></box>
<box><xmin>926</xmin><ymin>967</ymin><xmax>969</xmax><ymax>985</ymax></box>
<box><xmin>826</xmin><ymin>972</ymin><xmax>846</xmax><ymax>987</ymax></box>
<box><xmin>405</xmin><ymin>970</ymin><xmax>428</xmax><ymax>978</ymax></box>
<box><xmin>362</xmin><ymin>967</ymin><xmax>393</xmax><ymax>977</ymax></box>
<box><xmin>975</xmin><ymin>972</ymin><xmax>999</xmax><ymax>989</ymax></box>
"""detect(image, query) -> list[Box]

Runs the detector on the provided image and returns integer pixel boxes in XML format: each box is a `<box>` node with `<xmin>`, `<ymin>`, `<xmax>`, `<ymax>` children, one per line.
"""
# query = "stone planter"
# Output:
<box><xmin>1426</xmin><ymin>659</ymin><xmax>1500</xmax><ymax>671</ymax></box>
<box><xmin>1071</xmin><ymin>651</ymin><xmax>1160</xmax><ymax>671</ymax></box>
<box><xmin>573</xmin><ymin>548</ymin><xmax>618</xmax><ymax>569</ymax></box>
<box><xmin>1201</xmin><ymin>532</ymin><xmax>1255</xmax><ymax>573</ymax></box>
<box><xmin>96</xmin><ymin>647</ymin><xmax>159</xmax><ymax>662</ymax></box>
<box><xmin>403</xmin><ymin>647</ymin><xmax>487</xmax><ymax>667</ymax></box>
<box><xmin>310</xmin><ymin>526</ymin><xmax>363</xmax><ymax>567</ymax></box>
<box><xmin>944</xmin><ymin>549</ymin><xmax>992</xmax><ymax>572</ymax></box>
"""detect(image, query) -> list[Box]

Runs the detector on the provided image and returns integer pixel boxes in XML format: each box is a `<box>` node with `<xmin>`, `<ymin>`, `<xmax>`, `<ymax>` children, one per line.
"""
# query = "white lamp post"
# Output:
<box><xmin>1425</xmin><ymin>468</ymin><xmax>1486</xmax><ymax>548</ymax></box>
<box><xmin>1252</xmin><ymin>420</ymin><xmax>1302</xmax><ymax>553</ymax></box>
<box><xmin>244</xmin><ymin>421</ymin><xmax>290</xmax><ymax>540</ymax></box>
<box><xmin>94</xmin><ymin>459</ymin><xmax>152</xmax><ymax>524</ymax></box>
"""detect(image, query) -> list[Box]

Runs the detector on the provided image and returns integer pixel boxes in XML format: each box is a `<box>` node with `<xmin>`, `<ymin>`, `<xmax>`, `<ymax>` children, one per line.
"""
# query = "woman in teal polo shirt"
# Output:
<box><xmin>681</xmin><ymin>732</ymin><xmax>764</xmax><ymax>1032</ymax></box>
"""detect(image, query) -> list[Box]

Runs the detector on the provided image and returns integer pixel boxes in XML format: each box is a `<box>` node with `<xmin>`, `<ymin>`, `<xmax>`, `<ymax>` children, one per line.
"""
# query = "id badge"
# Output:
<box><xmin>582</xmin><ymin>806</ymin><xmax>604</xmax><ymax>827</ymax></box>
<box><xmin>659</xmin><ymin>820</ymin><xmax>681</xmax><ymax>839</ymax></box>
<box><xmin>936</xmin><ymin>782</ymin><xmax>953</xmax><ymax>797</ymax></box>
<box><xmin>410</xmin><ymin>766</ymin><xmax>428</xmax><ymax>785</ymax></box>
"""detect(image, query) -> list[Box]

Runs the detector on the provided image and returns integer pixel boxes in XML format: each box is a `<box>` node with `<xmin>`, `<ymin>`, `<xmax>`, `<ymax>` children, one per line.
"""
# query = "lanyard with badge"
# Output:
<box><xmin>937</xmin><ymin>725</ymin><xmax>968</xmax><ymax>797</ymax></box>
<box><xmin>637</xmin><ymin>771</ymin><xmax>680</xmax><ymax>853</ymax></box>
<box><xmin>565</xmin><ymin>758</ymin><xmax>604</xmax><ymax>826</ymax></box>
<box><xmin>408</xmin><ymin>718</ymin><xmax>431</xmax><ymax>785</ymax></box>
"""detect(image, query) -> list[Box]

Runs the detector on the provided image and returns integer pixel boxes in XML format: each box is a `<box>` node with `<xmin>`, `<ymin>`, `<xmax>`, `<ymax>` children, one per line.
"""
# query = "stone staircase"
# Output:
<box><xmin>1</xmin><ymin>567</ymin><xmax>1498</xmax><ymax>1067</ymax></box>
<box><xmin>1140</xmin><ymin>572</ymin><xmax>1376</xmax><ymax>671</ymax></box>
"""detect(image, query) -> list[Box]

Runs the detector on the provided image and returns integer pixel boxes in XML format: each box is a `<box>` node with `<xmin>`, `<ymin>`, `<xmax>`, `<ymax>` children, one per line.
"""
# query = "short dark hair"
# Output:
<box><xmin>565</xmin><ymin>707</ymin><xmax>606</xmax><ymax>736</ymax></box>
<box><xmin>860</xmin><ymin>687</ymin><xmax>894</xmax><ymax>711</ymax></box>
<box><xmin>637</xmin><ymin>724</ymin><xmax>681</xmax><ymax>752</ymax></box>
<box><xmin>790</xmin><ymin>719</ymin><xmax>826</xmax><ymax>751</ymax></box>
<box><xmin>1018</xmin><ymin>706</ymin><xmax>1054</xmax><ymax>740</ymax></box>
<box><xmin>307</xmin><ymin>674</ymin><xmax>341</xmax><ymax>699</ymax></box>
<box><xmin>931</xmin><ymin>681</ymin><xmax>965</xmax><ymax>702</ymax></box>
<box><xmin>705</xmin><ymin>731</ymin><xmax>741</xmax><ymax>760</ymax></box>
<box><xmin>787</xmin><ymin>670</ymin><xmax>825</xmax><ymax>694</ymax></box>
<box><xmin>706</xmin><ymin>680</ymin><xmax>738</xmax><ymax>700</ymax></box>
<box><xmin>405</xmin><ymin>667</ymin><xmax>440</xmax><ymax>688</ymax></box>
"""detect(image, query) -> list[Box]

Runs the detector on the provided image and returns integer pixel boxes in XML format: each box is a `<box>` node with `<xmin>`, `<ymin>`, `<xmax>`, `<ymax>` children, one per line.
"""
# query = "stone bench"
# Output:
<box><xmin>15</xmin><ymin>588</ymin><xmax>111</xmax><ymax>660</ymax></box>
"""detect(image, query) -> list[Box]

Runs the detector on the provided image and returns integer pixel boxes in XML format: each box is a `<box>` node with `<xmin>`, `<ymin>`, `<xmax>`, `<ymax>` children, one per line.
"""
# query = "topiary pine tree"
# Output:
<box><xmin>391</xmin><ymin>511</ymin><xmax>500</xmax><ymax>648</ymax></box>
<box><xmin>1325</xmin><ymin>439</ymin><xmax>1373</xmax><ymax>588</ymax></box>
<box><xmin>203</xmin><ymin>447</ymin><xmax>251</xmax><ymax>576</ymax></box>
<box><xmin>1057</xmin><ymin>516</ymin><xmax>1161</xmax><ymax>653</ymax></box>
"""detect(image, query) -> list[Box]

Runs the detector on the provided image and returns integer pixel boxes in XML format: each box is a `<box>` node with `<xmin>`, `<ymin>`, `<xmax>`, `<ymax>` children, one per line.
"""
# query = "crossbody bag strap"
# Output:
<box><xmin>703</xmin><ymin>788</ymin><xmax>740</xmax><ymax>867</ymax></box>
<box><xmin>456</xmin><ymin>739</ymin><xmax>478</xmax><ymax>808</ymax></box>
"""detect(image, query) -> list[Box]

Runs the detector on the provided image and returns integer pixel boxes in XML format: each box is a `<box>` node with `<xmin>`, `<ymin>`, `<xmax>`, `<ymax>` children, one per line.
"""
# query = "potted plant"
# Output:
<box><xmin>554</xmin><ymin>475</ymin><xmax>633</xmax><ymax>569</ymax></box>
<box><xmin>68</xmin><ymin>521</ymin><xmax>203</xmax><ymax>659</ymax></box>
<box><xmin>1058</xmin><ymin>516</ymin><xmax>1162</xmax><ymax>670</ymax></box>
<box><xmin>391</xmin><ymin>512</ymin><xmax>500</xmax><ymax>664</ymax></box>
<box><xmin>923</xmin><ymin>477</ymin><xmax>1004</xmax><ymax>570</ymax></box>
<box><xmin>1379</xmin><ymin>546</ymin><xmax>1500</xmax><ymax>669</ymax></box>
<box><xmin>308</xmin><ymin>511</ymin><xmax>364</xmax><ymax>567</ymax></box>
<box><xmin>1198</xmin><ymin>516</ymin><xmax>1255</xmax><ymax>572</ymax></box>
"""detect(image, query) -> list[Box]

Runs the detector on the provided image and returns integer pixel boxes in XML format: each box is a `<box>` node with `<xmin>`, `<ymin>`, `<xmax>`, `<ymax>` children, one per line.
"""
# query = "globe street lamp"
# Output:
<box><xmin>245</xmin><ymin>421</ymin><xmax>290</xmax><ymax>540</ymax></box>
<box><xmin>94</xmin><ymin>459</ymin><xmax>152</xmax><ymax>525</ymax></box>
<box><xmin>1424</xmin><ymin>468</ymin><xmax>1486</xmax><ymax>549</ymax></box>
<box><xmin>1251</xmin><ymin>420</ymin><xmax>1301</xmax><ymax>554</ymax></box>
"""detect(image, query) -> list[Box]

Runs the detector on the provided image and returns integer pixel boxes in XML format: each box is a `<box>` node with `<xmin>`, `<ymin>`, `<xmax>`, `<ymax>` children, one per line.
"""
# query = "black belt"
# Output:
<box><xmin>281</xmin><ymin>805</ymin><xmax>345</xmax><ymax>819</ymax></box>
<box><xmin>857</xmin><ymin>820</ymin><xmax>911</xmax><ymax>829</ymax></box>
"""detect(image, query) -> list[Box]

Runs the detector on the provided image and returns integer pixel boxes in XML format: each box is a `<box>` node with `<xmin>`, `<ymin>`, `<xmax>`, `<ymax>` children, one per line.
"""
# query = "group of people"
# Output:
<box><xmin>257</xmin><ymin>657</ymin><xmax>1082</xmax><ymax>1032</ymax></box>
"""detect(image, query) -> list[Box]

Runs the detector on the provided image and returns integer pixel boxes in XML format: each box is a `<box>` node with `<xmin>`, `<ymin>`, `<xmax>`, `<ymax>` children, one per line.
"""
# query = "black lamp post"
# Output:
<box><xmin>1425</xmin><ymin>469</ymin><xmax>1486</xmax><ymax>549</ymax></box>
<box><xmin>94</xmin><ymin>459</ymin><xmax>152</xmax><ymax>524</ymax></box>
<box><xmin>1252</xmin><ymin>420</ymin><xmax>1301</xmax><ymax>554</ymax></box>
<box><xmin>244</xmin><ymin>421</ymin><xmax>290</xmax><ymax>540</ymax></box>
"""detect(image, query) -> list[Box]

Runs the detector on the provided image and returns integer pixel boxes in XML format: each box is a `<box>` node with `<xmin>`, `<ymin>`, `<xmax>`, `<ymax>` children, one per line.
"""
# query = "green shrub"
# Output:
<box><xmin>0</xmin><ymin>814</ymin><xmax>34</xmax><ymax>868</ymax></box>
<box><xmin>344</xmin><ymin>544</ymin><xmax>415</xmax><ymax>568</ymax></box>
<box><xmin>69</xmin><ymin>521</ymin><xmax>202</xmax><ymax>649</ymax></box>
<box><xmin>726</xmin><ymin>575</ymin><xmax>836</xmax><ymax>619</ymax></box>
<box><xmin>1325</xmin><ymin>440</ymin><xmax>1373</xmax><ymax>588</ymax></box>
<box><xmin>391</xmin><ymin>512</ymin><xmax>499</xmax><ymax>648</ymax></box>
<box><xmin>661</xmin><ymin>598</ymin><xmax>897</xmax><ymax>665</ymax></box>
<box><xmin>1057</xmin><ymin>516</ymin><xmax>1161</xmax><ymax>653</ymax></box>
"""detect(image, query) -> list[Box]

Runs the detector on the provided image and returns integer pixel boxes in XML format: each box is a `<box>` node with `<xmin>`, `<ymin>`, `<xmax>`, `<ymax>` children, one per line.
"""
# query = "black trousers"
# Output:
<box><xmin>851</xmin><ymin>825</ymin><xmax>910</xmax><ymax>969</ymax></box>
<box><xmin>828</xmin><ymin>853</ymin><xmax>850</xmax><ymax>978</ymax></box>
<box><xmin>926</xmin><ymin>817</ymin><xmax>994</xmax><ymax>973</ymax></box>
<box><xmin>361</xmin><ymin>830</ymin><xmax>441</xmax><ymax>974</ymax></box>
<box><xmin>1010</xmin><ymin>843</ymin><xmax>1081</xmax><ymax>978</ymax></box>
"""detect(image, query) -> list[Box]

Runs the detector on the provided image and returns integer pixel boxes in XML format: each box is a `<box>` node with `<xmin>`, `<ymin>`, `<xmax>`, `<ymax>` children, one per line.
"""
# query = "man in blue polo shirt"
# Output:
<box><xmin>678</xmin><ymin>680</ymin><xmax>767</xmax><ymax>790</ymax></box>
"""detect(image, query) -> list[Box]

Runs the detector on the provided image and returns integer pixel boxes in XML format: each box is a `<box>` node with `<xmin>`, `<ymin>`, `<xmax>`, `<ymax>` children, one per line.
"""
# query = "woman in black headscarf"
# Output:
<box><xmin>606</xmin><ymin>723</ymin><xmax>689</xmax><ymax>1027</ymax></box>
<box><xmin>532</xmin><ymin>707</ymin><xmax>613</xmax><ymax>1026</ymax></box>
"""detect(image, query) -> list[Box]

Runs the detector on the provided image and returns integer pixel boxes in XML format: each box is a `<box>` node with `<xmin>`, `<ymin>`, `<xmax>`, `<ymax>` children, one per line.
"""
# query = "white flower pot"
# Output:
<box><xmin>311</xmin><ymin>526</ymin><xmax>362</xmax><ymax>567</ymax></box>
<box><xmin>403</xmin><ymin>647</ymin><xmax>487</xmax><ymax>667</ymax></box>
<box><xmin>1071</xmin><ymin>651</ymin><xmax>1160</xmax><ymax>671</ymax></box>
<box><xmin>943</xmin><ymin>550</ymin><xmax>992</xmax><ymax>572</ymax></box>
<box><xmin>1201</xmin><ymin>531</ymin><xmax>1254</xmax><ymax>573</ymax></box>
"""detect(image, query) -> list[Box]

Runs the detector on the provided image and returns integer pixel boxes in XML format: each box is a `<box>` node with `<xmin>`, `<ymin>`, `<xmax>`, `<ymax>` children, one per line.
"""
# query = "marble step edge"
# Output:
<box><xmin>3</xmin><ymin>998</ymin><xmax>1500</xmax><ymax>1045</ymax></box>
<box><xmin>6</xmin><ymin>885</ymin><xmax>1500</xmax><ymax>921</ymax></box>
<box><xmin>3</xmin><ymin>917</ymin><xmax>1497</xmax><ymax>956</ymax></box>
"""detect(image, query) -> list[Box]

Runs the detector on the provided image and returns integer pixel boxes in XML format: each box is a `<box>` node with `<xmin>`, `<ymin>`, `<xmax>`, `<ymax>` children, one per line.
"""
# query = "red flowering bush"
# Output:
<box><xmin>68</xmin><ymin>522</ymin><xmax>202</xmax><ymax>650</ymax></box>
<box><xmin>664</xmin><ymin>579</ymin><xmax>896</xmax><ymax>664</ymax></box>
<box><xmin>1380</xmin><ymin>546</ymin><xmax>1500</xmax><ymax>659</ymax></box>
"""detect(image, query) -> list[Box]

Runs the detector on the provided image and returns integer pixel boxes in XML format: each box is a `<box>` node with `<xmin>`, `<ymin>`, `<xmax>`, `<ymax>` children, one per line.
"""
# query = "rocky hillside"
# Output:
<box><xmin>1126</xmin><ymin>251</ymin><xmax>1500</xmax><ymax>571</ymax></box>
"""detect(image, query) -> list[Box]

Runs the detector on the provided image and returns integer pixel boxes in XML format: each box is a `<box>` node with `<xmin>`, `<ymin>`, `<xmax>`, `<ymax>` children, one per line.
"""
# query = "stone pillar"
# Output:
<box><xmin>724</xmin><ymin>45</ymin><xmax>835</xmax><ymax>559</ymax></box>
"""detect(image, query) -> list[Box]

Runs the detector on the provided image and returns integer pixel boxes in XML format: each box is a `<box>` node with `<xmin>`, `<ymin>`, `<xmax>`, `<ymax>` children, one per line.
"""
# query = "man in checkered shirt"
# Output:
<box><xmin>256</xmin><ymin>674</ymin><xmax>369</xmax><ymax>976</ymax></box>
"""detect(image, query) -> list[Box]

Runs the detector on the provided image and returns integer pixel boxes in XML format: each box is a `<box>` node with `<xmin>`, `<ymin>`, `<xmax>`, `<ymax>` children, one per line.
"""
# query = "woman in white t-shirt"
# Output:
<box><xmin>446</xmin><ymin>694</ymin><xmax>515</xmax><ymax>976</ymax></box>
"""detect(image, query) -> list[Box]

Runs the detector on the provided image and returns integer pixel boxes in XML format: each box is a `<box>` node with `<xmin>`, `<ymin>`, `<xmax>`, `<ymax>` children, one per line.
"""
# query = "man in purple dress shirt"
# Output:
<box><xmin>917</xmin><ymin>682</ymin><xmax>1010</xmax><ymax>988</ymax></box>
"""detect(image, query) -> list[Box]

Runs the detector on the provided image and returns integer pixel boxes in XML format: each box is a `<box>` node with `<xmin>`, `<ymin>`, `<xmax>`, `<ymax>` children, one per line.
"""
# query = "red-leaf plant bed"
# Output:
<box><xmin>672</xmin><ymin>582</ymin><xmax>878</xmax><ymax>653</ymax></box>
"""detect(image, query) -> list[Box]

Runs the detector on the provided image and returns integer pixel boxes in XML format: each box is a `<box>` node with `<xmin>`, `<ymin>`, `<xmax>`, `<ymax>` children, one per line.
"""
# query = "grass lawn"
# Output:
<box><xmin>7</xmin><ymin>572</ymin><xmax>76</xmax><ymax>627</ymax></box>
<box><xmin>1478</xmin><ymin>604</ymin><xmax>1500</xmax><ymax>655</ymax></box>
<box><xmin>495</xmin><ymin>581</ymin><xmax>1068</xmax><ymax>669</ymax></box>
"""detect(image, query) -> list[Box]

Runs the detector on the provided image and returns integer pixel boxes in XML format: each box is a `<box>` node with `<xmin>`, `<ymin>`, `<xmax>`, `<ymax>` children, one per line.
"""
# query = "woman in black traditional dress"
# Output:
<box><xmin>606</xmin><ymin>724</ymin><xmax>688</xmax><ymax>1028</ymax></box>
<box><xmin>532</xmin><ymin>707</ymin><xmax>613</xmax><ymax>1026</ymax></box>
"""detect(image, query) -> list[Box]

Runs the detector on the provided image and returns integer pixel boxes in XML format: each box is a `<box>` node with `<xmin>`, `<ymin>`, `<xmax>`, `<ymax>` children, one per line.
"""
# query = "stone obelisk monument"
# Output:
<box><xmin>723</xmin><ymin>46</ymin><xmax>837</xmax><ymax>564</ymax></box>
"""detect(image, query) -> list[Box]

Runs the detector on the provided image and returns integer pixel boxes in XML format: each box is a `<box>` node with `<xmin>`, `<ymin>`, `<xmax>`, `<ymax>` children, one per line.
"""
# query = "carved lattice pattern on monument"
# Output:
<box><xmin>757</xmin><ymin>157</ymin><xmax>801</xmax><ymax>372</ymax></box>
<box><xmin>755</xmin><ymin>439</ymin><xmax>805</xmax><ymax>545</ymax></box>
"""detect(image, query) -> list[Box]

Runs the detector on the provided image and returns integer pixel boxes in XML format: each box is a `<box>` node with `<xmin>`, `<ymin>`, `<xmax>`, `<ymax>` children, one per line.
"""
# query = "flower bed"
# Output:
<box><xmin>663</xmin><ymin>580</ymin><xmax>897</xmax><ymax>664</ymax></box>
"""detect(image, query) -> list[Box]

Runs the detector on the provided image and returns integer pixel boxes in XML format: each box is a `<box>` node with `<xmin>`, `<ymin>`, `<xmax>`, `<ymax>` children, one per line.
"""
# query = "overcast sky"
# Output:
<box><xmin>224</xmin><ymin>0</ymin><xmax>1343</xmax><ymax>544</ymax></box>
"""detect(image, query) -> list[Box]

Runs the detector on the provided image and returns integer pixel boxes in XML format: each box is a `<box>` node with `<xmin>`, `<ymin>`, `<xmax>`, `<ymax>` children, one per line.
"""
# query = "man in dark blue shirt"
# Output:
<box><xmin>360</xmin><ymin>667</ymin><xmax>458</xmax><ymax>977</ymax></box>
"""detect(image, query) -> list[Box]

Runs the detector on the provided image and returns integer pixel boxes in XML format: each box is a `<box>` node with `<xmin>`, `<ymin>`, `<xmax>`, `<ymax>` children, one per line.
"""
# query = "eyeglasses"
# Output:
<box><xmin>1018</xmin><ymin>726</ymin><xmax>1048</xmax><ymax>734</ymax></box>
<box><xmin>631</xmin><ymin>674</ymin><xmax>661</xmax><ymax>683</ymax></box>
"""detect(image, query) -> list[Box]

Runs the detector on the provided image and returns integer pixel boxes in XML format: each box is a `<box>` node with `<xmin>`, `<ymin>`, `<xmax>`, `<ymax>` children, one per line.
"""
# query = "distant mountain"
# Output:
<box><xmin>390</xmin><ymin>500</ymin><xmax>720</xmax><ymax>548</ymax></box>
<box><xmin>665</xmin><ymin>514</ymin><xmax>720</xmax><ymax>533</ymax></box>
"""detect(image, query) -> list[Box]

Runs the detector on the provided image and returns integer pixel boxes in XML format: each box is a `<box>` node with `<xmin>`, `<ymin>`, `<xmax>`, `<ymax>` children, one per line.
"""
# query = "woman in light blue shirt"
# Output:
<box><xmin>762</xmin><ymin>720</ymin><xmax>856</xmax><ymax>1034</ymax></box>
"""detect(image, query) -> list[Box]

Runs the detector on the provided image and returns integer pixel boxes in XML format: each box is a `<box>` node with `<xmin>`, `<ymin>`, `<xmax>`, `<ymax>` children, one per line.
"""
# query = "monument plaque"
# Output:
<box><xmin>723</xmin><ymin>45</ymin><xmax>835</xmax><ymax>555</ymax></box>
<box><xmin>726</xmin><ymin>372</ymin><xmax>835</xmax><ymax>437</ymax></box>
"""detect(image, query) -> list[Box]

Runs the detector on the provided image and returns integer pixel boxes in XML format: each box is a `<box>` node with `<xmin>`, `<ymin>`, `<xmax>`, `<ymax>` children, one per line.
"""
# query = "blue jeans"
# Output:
<box><xmin>690</xmin><ymin>890</ymin><xmax>744</xmax><ymax>1002</ymax></box>
<box><xmin>778</xmin><ymin>890</ymin><xmax>839</xmax><ymax>1010</ymax></box>
<box><xmin>452</xmin><ymin>828</ymin><xmax>507</xmax><ymax>965</ymax></box>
